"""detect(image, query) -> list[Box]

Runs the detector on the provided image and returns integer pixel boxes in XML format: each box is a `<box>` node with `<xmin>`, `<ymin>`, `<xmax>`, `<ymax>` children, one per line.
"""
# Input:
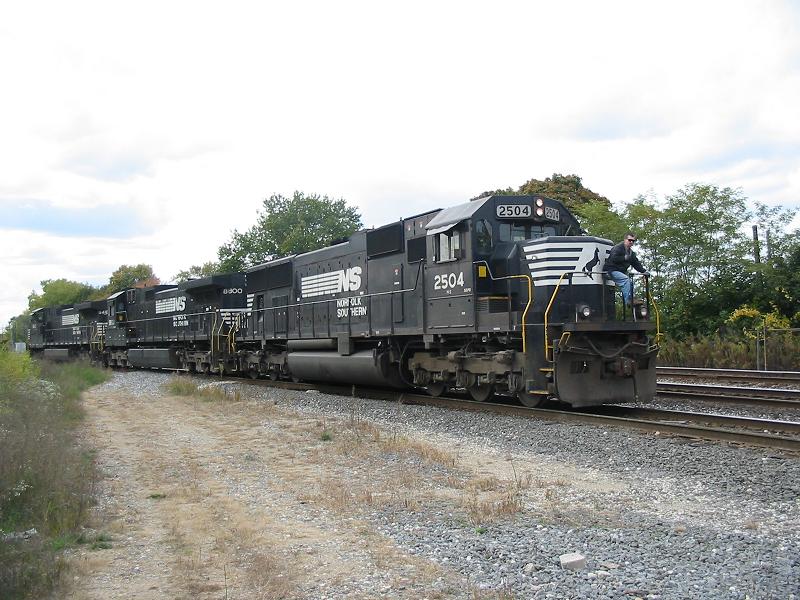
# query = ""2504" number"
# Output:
<box><xmin>434</xmin><ymin>271</ymin><xmax>465</xmax><ymax>290</ymax></box>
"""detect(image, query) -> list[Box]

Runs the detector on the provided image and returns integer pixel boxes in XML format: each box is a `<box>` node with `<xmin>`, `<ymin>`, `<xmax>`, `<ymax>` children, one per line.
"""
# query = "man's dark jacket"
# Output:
<box><xmin>604</xmin><ymin>242</ymin><xmax>646</xmax><ymax>274</ymax></box>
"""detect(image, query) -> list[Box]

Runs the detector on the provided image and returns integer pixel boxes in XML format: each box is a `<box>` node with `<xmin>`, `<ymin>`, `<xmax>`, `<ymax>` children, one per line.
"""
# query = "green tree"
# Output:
<box><xmin>107</xmin><ymin>264</ymin><xmax>159</xmax><ymax>293</ymax></box>
<box><xmin>217</xmin><ymin>191</ymin><xmax>362</xmax><ymax>272</ymax></box>
<box><xmin>172</xmin><ymin>261</ymin><xmax>220</xmax><ymax>283</ymax></box>
<box><xmin>572</xmin><ymin>200</ymin><xmax>627</xmax><ymax>241</ymax></box>
<box><xmin>27</xmin><ymin>279</ymin><xmax>97</xmax><ymax>311</ymax></box>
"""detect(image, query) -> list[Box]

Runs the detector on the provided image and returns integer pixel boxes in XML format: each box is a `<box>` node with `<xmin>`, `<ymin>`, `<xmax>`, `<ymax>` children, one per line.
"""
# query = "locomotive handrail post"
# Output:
<box><xmin>473</xmin><ymin>261</ymin><xmax>533</xmax><ymax>353</ymax></box>
<box><xmin>544</xmin><ymin>272</ymin><xmax>570</xmax><ymax>361</ymax></box>
<box><xmin>506</xmin><ymin>276</ymin><xmax>512</xmax><ymax>333</ymax></box>
<box><xmin>210</xmin><ymin>311</ymin><xmax>218</xmax><ymax>362</ymax></box>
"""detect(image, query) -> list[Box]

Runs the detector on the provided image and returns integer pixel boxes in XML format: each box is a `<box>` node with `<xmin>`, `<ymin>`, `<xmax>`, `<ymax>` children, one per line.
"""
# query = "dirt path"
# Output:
<box><xmin>64</xmin><ymin>378</ymin><xmax>473</xmax><ymax>599</ymax></box>
<box><xmin>63</xmin><ymin>374</ymin><xmax>637</xmax><ymax>599</ymax></box>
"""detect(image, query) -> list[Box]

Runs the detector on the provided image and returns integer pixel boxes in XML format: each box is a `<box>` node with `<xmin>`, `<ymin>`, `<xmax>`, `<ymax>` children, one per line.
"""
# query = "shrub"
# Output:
<box><xmin>0</xmin><ymin>354</ymin><xmax>108</xmax><ymax>599</ymax></box>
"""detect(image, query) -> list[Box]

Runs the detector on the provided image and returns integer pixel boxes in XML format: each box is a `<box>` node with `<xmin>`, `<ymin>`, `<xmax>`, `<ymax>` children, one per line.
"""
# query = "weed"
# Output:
<box><xmin>320</xmin><ymin>430</ymin><xmax>332</xmax><ymax>442</ymax></box>
<box><xmin>148</xmin><ymin>492</ymin><xmax>167</xmax><ymax>500</ymax></box>
<box><xmin>90</xmin><ymin>540</ymin><xmax>112</xmax><ymax>550</ymax></box>
<box><xmin>164</xmin><ymin>376</ymin><xmax>198</xmax><ymax>396</ymax></box>
<box><xmin>163</xmin><ymin>377</ymin><xmax>242</xmax><ymax>402</ymax></box>
<box><xmin>0</xmin><ymin>352</ymin><xmax>106</xmax><ymax>598</ymax></box>
<box><xmin>467</xmin><ymin>476</ymin><xmax>500</xmax><ymax>492</ymax></box>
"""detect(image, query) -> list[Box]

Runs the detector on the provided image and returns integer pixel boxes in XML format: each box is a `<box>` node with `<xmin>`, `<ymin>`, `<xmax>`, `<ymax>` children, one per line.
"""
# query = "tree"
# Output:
<box><xmin>107</xmin><ymin>264</ymin><xmax>159</xmax><ymax>293</ymax></box>
<box><xmin>518</xmin><ymin>174</ymin><xmax>611</xmax><ymax>213</ymax></box>
<box><xmin>27</xmin><ymin>279</ymin><xmax>97</xmax><ymax>311</ymax></box>
<box><xmin>217</xmin><ymin>191</ymin><xmax>362</xmax><ymax>272</ymax></box>
<box><xmin>572</xmin><ymin>200</ymin><xmax>627</xmax><ymax>241</ymax></box>
<box><xmin>172</xmin><ymin>261</ymin><xmax>220</xmax><ymax>283</ymax></box>
<box><xmin>473</xmin><ymin>174</ymin><xmax>611</xmax><ymax>216</ymax></box>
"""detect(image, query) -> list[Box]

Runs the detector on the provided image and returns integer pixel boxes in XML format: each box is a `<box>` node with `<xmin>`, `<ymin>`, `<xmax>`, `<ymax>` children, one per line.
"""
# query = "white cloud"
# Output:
<box><xmin>1</xmin><ymin>0</ymin><xmax>799</xmax><ymax>325</ymax></box>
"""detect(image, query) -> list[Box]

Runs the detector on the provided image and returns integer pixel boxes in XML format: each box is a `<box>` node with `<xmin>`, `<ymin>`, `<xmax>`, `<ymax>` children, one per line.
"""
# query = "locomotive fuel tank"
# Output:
<box><xmin>287</xmin><ymin>349</ymin><xmax>405</xmax><ymax>388</ymax></box>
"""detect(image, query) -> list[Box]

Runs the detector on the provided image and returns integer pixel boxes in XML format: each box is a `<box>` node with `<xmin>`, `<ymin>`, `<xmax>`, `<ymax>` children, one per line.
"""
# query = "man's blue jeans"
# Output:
<box><xmin>608</xmin><ymin>270</ymin><xmax>633</xmax><ymax>305</ymax></box>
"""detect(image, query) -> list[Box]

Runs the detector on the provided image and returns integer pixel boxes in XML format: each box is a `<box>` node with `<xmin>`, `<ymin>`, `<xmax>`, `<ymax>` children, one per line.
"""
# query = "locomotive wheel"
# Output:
<box><xmin>248</xmin><ymin>368</ymin><xmax>259</xmax><ymax>380</ymax></box>
<box><xmin>468</xmin><ymin>383</ymin><xmax>495</xmax><ymax>402</ymax></box>
<box><xmin>426</xmin><ymin>382</ymin><xmax>446</xmax><ymax>397</ymax></box>
<box><xmin>516</xmin><ymin>391</ymin><xmax>548</xmax><ymax>408</ymax></box>
<box><xmin>269</xmin><ymin>369</ymin><xmax>280</xmax><ymax>381</ymax></box>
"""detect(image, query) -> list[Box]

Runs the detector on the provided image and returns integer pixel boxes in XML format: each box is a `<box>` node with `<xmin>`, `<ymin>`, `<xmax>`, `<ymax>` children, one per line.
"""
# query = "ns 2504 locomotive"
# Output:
<box><xmin>28</xmin><ymin>194</ymin><xmax>661</xmax><ymax>407</ymax></box>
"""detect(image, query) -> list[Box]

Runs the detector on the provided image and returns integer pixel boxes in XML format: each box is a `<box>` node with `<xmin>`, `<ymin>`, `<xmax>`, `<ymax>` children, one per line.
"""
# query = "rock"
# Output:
<box><xmin>559</xmin><ymin>552</ymin><xmax>586</xmax><ymax>570</ymax></box>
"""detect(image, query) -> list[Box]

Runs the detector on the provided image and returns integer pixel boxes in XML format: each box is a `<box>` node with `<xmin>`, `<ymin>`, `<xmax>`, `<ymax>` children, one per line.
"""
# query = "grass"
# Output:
<box><xmin>163</xmin><ymin>376</ymin><xmax>242</xmax><ymax>402</ymax></box>
<box><xmin>0</xmin><ymin>350</ymin><xmax>109</xmax><ymax>599</ymax></box>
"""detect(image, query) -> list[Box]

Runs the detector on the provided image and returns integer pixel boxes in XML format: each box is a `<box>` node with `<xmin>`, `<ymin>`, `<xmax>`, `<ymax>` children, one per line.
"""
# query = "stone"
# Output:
<box><xmin>559</xmin><ymin>552</ymin><xmax>586</xmax><ymax>570</ymax></box>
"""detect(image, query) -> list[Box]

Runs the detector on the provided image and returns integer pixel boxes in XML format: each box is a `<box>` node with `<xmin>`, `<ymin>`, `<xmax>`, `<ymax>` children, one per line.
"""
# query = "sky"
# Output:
<box><xmin>2</xmin><ymin>0</ymin><xmax>799</xmax><ymax>328</ymax></box>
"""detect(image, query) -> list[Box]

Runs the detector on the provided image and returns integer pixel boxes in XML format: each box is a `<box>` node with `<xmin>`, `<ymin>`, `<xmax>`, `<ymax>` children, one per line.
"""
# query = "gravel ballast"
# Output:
<box><xmin>98</xmin><ymin>372</ymin><xmax>800</xmax><ymax>599</ymax></box>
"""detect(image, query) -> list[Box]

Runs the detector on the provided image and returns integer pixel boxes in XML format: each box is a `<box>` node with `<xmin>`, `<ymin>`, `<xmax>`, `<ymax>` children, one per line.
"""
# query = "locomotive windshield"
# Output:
<box><xmin>498</xmin><ymin>222</ymin><xmax>557</xmax><ymax>242</ymax></box>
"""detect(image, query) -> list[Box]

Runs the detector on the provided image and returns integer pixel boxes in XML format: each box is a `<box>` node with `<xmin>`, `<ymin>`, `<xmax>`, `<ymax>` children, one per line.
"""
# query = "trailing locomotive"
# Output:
<box><xmin>28</xmin><ymin>194</ymin><xmax>660</xmax><ymax>407</ymax></box>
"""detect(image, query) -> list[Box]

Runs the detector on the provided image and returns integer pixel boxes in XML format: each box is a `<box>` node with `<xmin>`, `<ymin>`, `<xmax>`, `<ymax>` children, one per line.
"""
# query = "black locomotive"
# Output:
<box><xmin>28</xmin><ymin>194</ymin><xmax>660</xmax><ymax>407</ymax></box>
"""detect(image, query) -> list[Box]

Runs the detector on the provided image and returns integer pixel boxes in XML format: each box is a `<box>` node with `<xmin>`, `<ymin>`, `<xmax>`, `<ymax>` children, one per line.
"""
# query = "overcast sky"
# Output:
<box><xmin>2</xmin><ymin>1</ymin><xmax>799</xmax><ymax>328</ymax></box>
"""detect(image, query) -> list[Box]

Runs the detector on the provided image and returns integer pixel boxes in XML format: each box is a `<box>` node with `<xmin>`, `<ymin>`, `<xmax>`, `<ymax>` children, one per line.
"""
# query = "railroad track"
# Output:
<box><xmin>656</xmin><ymin>382</ymin><xmax>800</xmax><ymax>408</ymax></box>
<box><xmin>657</xmin><ymin>366</ymin><xmax>800</xmax><ymax>385</ymax></box>
<box><xmin>233</xmin><ymin>377</ymin><xmax>800</xmax><ymax>453</ymax></box>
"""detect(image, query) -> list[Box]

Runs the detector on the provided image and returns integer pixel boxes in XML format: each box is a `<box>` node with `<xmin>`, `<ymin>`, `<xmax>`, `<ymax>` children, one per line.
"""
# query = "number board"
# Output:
<box><xmin>544</xmin><ymin>206</ymin><xmax>560</xmax><ymax>221</ymax></box>
<box><xmin>496</xmin><ymin>204</ymin><xmax>531</xmax><ymax>218</ymax></box>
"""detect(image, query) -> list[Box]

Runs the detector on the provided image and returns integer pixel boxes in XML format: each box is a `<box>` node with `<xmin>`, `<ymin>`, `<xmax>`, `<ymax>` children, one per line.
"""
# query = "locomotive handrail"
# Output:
<box><xmin>211</xmin><ymin>311</ymin><xmax>219</xmax><ymax>357</ymax></box>
<box><xmin>646</xmin><ymin>287</ymin><xmax>663</xmax><ymax>345</ymax></box>
<box><xmin>543</xmin><ymin>270</ymin><xmax>606</xmax><ymax>361</ymax></box>
<box><xmin>472</xmin><ymin>261</ymin><xmax>533</xmax><ymax>353</ymax></box>
<box><xmin>544</xmin><ymin>272</ymin><xmax>571</xmax><ymax>361</ymax></box>
<box><xmin>216</xmin><ymin>313</ymin><xmax>227</xmax><ymax>354</ymax></box>
<box><xmin>544</xmin><ymin>270</ymin><xmax>656</xmax><ymax>361</ymax></box>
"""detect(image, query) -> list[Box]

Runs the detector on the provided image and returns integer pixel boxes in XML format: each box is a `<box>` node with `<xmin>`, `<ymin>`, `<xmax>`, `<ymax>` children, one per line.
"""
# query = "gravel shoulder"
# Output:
<box><xmin>64</xmin><ymin>372</ymin><xmax>800</xmax><ymax>599</ymax></box>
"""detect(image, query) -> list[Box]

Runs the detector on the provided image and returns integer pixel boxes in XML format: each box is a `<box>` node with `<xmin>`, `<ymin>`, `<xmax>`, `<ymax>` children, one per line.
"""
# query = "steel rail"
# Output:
<box><xmin>657</xmin><ymin>366</ymin><xmax>800</xmax><ymax>384</ymax></box>
<box><xmin>656</xmin><ymin>382</ymin><xmax>800</xmax><ymax>408</ymax></box>
<box><xmin>230</xmin><ymin>377</ymin><xmax>800</xmax><ymax>452</ymax></box>
<box><xmin>398</xmin><ymin>395</ymin><xmax>800</xmax><ymax>452</ymax></box>
<box><xmin>592</xmin><ymin>405</ymin><xmax>800</xmax><ymax>436</ymax></box>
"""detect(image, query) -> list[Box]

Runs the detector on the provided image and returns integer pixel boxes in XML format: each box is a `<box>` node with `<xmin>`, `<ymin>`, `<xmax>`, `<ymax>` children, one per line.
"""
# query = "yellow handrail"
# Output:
<box><xmin>646</xmin><ymin>289</ymin><xmax>664</xmax><ymax>345</ymax></box>
<box><xmin>543</xmin><ymin>273</ymin><xmax>570</xmax><ymax>361</ymax></box>
<box><xmin>473</xmin><ymin>261</ymin><xmax>533</xmax><ymax>353</ymax></box>
<box><xmin>211</xmin><ymin>312</ymin><xmax>218</xmax><ymax>355</ymax></box>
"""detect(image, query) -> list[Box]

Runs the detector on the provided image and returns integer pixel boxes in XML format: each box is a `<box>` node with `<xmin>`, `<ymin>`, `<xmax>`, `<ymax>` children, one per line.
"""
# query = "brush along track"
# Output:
<box><xmin>233</xmin><ymin>378</ymin><xmax>800</xmax><ymax>453</ymax></box>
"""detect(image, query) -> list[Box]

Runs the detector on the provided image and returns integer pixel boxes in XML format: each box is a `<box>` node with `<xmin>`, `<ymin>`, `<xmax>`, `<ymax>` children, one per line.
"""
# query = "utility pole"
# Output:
<box><xmin>752</xmin><ymin>225</ymin><xmax>761</xmax><ymax>264</ymax></box>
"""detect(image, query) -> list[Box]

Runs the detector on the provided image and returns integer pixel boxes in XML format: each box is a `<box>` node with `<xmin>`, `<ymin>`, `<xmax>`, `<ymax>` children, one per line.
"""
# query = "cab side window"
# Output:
<box><xmin>437</xmin><ymin>230</ymin><xmax>461</xmax><ymax>262</ymax></box>
<box><xmin>475</xmin><ymin>219</ymin><xmax>493</xmax><ymax>254</ymax></box>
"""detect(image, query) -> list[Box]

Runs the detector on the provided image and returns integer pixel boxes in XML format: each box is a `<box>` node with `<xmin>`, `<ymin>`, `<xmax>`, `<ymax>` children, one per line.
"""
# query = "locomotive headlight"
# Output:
<box><xmin>536</xmin><ymin>198</ymin><xmax>544</xmax><ymax>207</ymax></box>
<box><xmin>536</xmin><ymin>207</ymin><xmax>545</xmax><ymax>217</ymax></box>
<box><xmin>578</xmin><ymin>304</ymin><xmax>592</xmax><ymax>319</ymax></box>
<box><xmin>635</xmin><ymin>305</ymin><xmax>649</xmax><ymax>320</ymax></box>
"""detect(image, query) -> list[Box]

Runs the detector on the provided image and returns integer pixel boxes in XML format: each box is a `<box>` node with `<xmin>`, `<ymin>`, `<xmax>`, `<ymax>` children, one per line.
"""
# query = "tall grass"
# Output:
<box><xmin>0</xmin><ymin>350</ymin><xmax>109</xmax><ymax>599</ymax></box>
<box><xmin>659</xmin><ymin>333</ymin><xmax>800</xmax><ymax>370</ymax></box>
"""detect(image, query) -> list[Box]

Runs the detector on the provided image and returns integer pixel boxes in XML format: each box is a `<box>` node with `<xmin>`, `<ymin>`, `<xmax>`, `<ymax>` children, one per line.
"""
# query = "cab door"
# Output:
<box><xmin>425</xmin><ymin>224</ymin><xmax>475</xmax><ymax>332</ymax></box>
